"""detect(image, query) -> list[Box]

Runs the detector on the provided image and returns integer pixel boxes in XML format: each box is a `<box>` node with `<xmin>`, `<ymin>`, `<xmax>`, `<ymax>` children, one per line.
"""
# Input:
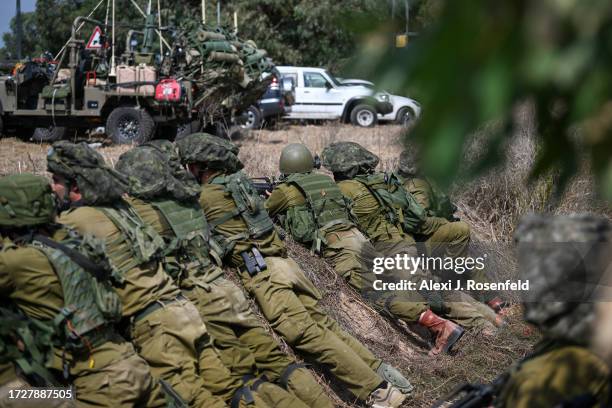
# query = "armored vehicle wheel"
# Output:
<box><xmin>106</xmin><ymin>107</ymin><xmax>155</xmax><ymax>145</ymax></box>
<box><xmin>31</xmin><ymin>126</ymin><xmax>67</xmax><ymax>142</ymax></box>
<box><xmin>175</xmin><ymin>120</ymin><xmax>201</xmax><ymax>141</ymax></box>
<box><xmin>350</xmin><ymin>104</ymin><xmax>377</xmax><ymax>127</ymax></box>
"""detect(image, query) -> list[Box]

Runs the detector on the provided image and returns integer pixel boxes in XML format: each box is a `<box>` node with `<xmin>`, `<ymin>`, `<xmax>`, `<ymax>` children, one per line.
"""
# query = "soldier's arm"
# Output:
<box><xmin>0</xmin><ymin>252</ymin><xmax>16</xmax><ymax>296</ymax></box>
<box><xmin>265</xmin><ymin>187</ymin><xmax>289</xmax><ymax>217</ymax></box>
<box><xmin>406</xmin><ymin>179</ymin><xmax>432</xmax><ymax>211</ymax></box>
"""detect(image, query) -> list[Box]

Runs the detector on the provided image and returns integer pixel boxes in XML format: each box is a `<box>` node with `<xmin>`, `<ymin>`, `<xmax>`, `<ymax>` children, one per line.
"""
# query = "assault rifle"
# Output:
<box><xmin>250</xmin><ymin>176</ymin><xmax>279</xmax><ymax>197</ymax></box>
<box><xmin>432</xmin><ymin>373</ymin><xmax>508</xmax><ymax>408</ymax></box>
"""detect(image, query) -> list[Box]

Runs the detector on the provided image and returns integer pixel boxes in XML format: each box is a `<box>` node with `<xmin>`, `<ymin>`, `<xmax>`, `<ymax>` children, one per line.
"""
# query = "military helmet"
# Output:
<box><xmin>144</xmin><ymin>139</ymin><xmax>200</xmax><ymax>189</ymax></box>
<box><xmin>116</xmin><ymin>145</ymin><xmax>200</xmax><ymax>201</ymax></box>
<box><xmin>175</xmin><ymin>133</ymin><xmax>243</xmax><ymax>173</ymax></box>
<box><xmin>0</xmin><ymin>173</ymin><xmax>56</xmax><ymax>227</ymax></box>
<box><xmin>515</xmin><ymin>214</ymin><xmax>611</xmax><ymax>343</ymax></box>
<box><xmin>46</xmin><ymin>141</ymin><xmax>128</xmax><ymax>205</ymax></box>
<box><xmin>279</xmin><ymin>143</ymin><xmax>318</xmax><ymax>174</ymax></box>
<box><xmin>397</xmin><ymin>149</ymin><xmax>420</xmax><ymax>177</ymax></box>
<box><xmin>321</xmin><ymin>141</ymin><xmax>379</xmax><ymax>178</ymax></box>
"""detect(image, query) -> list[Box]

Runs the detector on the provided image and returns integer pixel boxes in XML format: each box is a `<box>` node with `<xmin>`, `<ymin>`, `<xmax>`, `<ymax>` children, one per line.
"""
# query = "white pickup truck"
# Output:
<box><xmin>276</xmin><ymin>66</ymin><xmax>394</xmax><ymax>127</ymax></box>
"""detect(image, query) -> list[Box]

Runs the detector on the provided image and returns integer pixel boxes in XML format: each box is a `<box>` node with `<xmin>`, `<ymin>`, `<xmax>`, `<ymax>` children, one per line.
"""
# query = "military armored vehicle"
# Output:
<box><xmin>0</xmin><ymin>16</ymin><xmax>195</xmax><ymax>144</ymax></box>
<box><xmin>0</xmin><ymin>4</ymin><xmax>280</xmax><ymax>144</ymax></box>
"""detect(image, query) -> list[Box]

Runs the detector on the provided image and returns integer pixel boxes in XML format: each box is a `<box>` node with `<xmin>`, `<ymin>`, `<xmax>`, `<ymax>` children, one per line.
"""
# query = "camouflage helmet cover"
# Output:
<box><xmin>175</xmin><ymin>133</ymin><xmax>243</xmax><ymax>173</ymax></box>
<box><xmin>321</xmin><ymin>141</ymin><xmax>379</xmax><ymax>178</ymax></box>
<box><xmin>115</xmin><ymin>145</ymin><xmax>200</xmax><ymax>201</ymax></box>
<box><xmin>46</xmin><ymin>141</ymin><xmax>128</xmax><ymax>205</ymax></box>
<box><xmin>279</xmin><ymin>143</ymin><xmax>314</xmax><ymax>174</ymax></box>
<box><xmin>397</xmin><ymin>149</ymin><xmax>420</xmax><ymax>177</ymax></box>
<box><xmin>0</xmin><ymin>173</ymin><xmax>56</xmax><ymax>227</ymax></box>
<box><xmin>143</xmin><ymin>139</ymin><xmax>200</xmax><ymax>189</ymax></box>
<box><xmin>515</xmin><ymin>214</ymin><xmax>612</xmax><ymax>344</ymax></box>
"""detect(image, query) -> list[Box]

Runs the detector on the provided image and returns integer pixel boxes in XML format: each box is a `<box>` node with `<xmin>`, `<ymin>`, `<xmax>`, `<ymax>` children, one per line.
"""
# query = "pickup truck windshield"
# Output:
<box><xmin>324</xmin><ymin>70</ymin><xmax>342</xmax><ymax>87</ymax></box>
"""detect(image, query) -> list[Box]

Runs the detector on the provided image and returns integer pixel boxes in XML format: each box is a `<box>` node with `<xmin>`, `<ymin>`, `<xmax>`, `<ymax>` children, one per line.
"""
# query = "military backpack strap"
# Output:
<box><xmin>98</xmin><ymin>204</ymin><xmax>165</xmax><ymax>274</ymax></box>
<box><xmin>278</xmin><ymin>362</ymin><xmax>308</xmax><ymax>390</ymax></box>
<box><xmin>32</xmin><ymin>234</ymin><xmax>111</xmax><ymax>282</ymax></box>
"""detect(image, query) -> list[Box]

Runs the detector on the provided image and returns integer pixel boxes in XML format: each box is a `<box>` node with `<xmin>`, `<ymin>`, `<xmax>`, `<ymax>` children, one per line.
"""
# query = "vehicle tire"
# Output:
<box><xmin>350</xmin><ymin>104</ymin><xmax>377</xmax><ymax>127</ymax></box>
<box><xmin>396</xmin><ymin>107</ymin><xmax>416</xmax><ymax>128</ymax></box>
<box><xmin>0</xmin><ymin>115</ymin><xmax>3</xmax><ymax>137</ymax></box>
<box><xmin>241</xmin><ymin>106</ymin><xmax>262</xmax><ymax>130</ymax></box>
<box><xmin>175</xmin><ymin>120</ymin><xmax>201</xmax><ymax>141</ymax></box>
<box><xmin>31</xmin><ymin>126</ymin><xmax>67</xmax><ymax>142</ymax></box>
<box><xmin>106</xmin><ymin>107</ymin><xmax>155</xmax><ymax>145</ymax></box>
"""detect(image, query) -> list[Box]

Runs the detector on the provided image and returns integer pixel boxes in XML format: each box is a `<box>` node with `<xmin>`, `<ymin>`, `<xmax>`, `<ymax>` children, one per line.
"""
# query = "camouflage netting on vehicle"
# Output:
<box><xmin>161</xmin><ymin>18</ymin><xmax>274</xmax><ymax>123</ymax></box>
<box><xmin>115</xmin><ymin>145</ymin><xmax>200</xmax><ymax>202</ymax></box>
<box><xmin>515</xmin><ymin>214</ymin><xmax>612</xmax><ymax>344</ymax></box>
<box><xmin>321</xmin><ymin>141</ymin><xmax>380</xmax><ymax>179</ymax></box>
<box><xmin>176</xmin><ymin>132</ymin><xmax>243</xmax><ymax>173</ymax></box>
<box><xmin>47</xmin><ymin>141</ymin><xmax>128</xmax><ymax>206</ymax></box>
<box><xmin>0</xmin><ymin>174</ymin><xmax>56</xmax><ymax>227</ymax></box>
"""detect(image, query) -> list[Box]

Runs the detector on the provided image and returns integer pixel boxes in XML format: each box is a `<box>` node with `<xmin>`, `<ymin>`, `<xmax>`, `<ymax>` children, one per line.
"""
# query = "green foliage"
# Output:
<box><xmin>1</xmin><ymin>12</ymin><xmax>41</xmax><ymax>59</ymax></box>
<box><xmin>355</xmin><ymin>0</ymin><xmax>612</xmax><ymax>200</ymax></box>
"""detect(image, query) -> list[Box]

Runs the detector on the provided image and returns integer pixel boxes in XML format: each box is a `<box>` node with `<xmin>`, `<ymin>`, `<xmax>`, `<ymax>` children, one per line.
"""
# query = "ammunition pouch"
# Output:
<box><xmin>241</xmin><ymin>248</ymin><xmax>267</xmax><ymax>277</ymax></box>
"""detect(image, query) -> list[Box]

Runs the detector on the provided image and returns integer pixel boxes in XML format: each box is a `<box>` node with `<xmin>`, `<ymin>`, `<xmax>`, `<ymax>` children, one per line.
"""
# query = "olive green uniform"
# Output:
<box><xmin>403</xmin><ymin>177</ymin><xmax>495</xmax><ymax>304</ymax></box>
<box><xmin>58</xmin><ymin>205</ymin><xmax>228</xmax><ymax>408</ymax></box>
<box><xmin>497</xmin><ymin>342</ymin><xmax>610</xmax><ymax>408</ymax></box>
<box><xmin>0</xmin><ymin>231</ymin><xmax>164</xmax><ymax>408</ymax></box>
<box><xmin>200</xmin><ymin>174</ymin><xmax>387</xmax><ymax>401</ymax></box>
<box><xmin>128</xmin><ymin>196</ymin><xmax>328</xmax><ymax>408</ymax></box>
<box><xmin>337</xmin><ymin>178</ymin><xmax>497</xmax><ymax>329</ymax></box>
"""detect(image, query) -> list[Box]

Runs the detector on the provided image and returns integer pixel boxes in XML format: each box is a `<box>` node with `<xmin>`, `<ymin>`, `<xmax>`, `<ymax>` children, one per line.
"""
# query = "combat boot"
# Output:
<box><xmin>367</xmin><ymin>382</ymin><xmax>406</xmax><ymax>408</ymax></box>
<box><xmin>418</xmin><ymin>309</ymin><xmax>464</xmax><ymax>356</ymax></box>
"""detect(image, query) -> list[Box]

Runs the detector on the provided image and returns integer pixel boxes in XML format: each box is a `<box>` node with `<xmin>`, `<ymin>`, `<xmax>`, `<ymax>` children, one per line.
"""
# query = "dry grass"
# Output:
<box><xmin>1</xmin><ymin>118</ymin><xmax>607</xmax><ymax>407</ymax></box>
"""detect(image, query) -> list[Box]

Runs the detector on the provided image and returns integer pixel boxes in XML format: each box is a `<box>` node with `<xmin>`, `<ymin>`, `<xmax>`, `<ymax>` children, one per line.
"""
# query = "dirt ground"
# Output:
<box><xmin>1</xmin><ymin>121</ymin><xmax>607</xmax><ymax>407</ymax></box>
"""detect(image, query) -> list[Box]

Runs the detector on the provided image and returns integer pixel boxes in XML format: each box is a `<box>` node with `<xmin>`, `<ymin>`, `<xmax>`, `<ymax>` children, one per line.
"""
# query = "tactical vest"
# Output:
<box><xmin>98</xmin><ymin>204</ymin><xmax>165</xmax><ymax>276</ymax></box>
<box><xmin>31</xmin><ymin>231</ymin><xmax>122</xmax><ymax>352</ymax></box>
<box><xmin>283</xmin><ymin>172</ymin><xmax>352</xmax><ymax>252</ymax></box>
<box><xmin>151</xmin><ymin>198</ymin><xmax>224</xmax><ymax>284</ymax></box>
<box><xmin>354</xmin><ymin>172</ymin><xmax>426</xmax><ymax>234</ymax></box>
<box><xmin>209</xmin><ymin>171</ymin><xmax>275</xmax><ymax>255</ymax></box>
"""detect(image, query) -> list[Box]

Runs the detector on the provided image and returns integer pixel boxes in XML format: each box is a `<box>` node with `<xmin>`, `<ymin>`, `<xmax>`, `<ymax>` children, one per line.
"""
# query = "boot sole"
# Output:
<box><xmin>443</xmin><ymin>327</ymin><xmax>465</xmax><ymax>354</ymax></box>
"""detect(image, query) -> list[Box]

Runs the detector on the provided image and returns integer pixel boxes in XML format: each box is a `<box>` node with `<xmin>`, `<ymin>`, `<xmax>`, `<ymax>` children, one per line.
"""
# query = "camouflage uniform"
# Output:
<box><xmin>176</xmin><ymin>134</ymin><xmax>407</xmax><ymax>407</ymax></box>
<box><xmin>46</xmin><ymin>142</ymin><xmax>229</xmax><ymax>408</ymax></box>
<box><xmin>116</xmin><ymin>143</ymin><xmax>330</xmax><ymax>408</ymax></box>
<box><xmin>321</xmin><ymin>142</ymin><xmax>498</xmax><ymax>331</ymax></box>
<box><xmin>0</xmin><ymin>174</ymin><xmax>164</xmax><ymax>408</ymax></box>
<box><xmin>495</xmin><ymin>214</ymin><xmax>611</xmax><ymax>407</ymax></box>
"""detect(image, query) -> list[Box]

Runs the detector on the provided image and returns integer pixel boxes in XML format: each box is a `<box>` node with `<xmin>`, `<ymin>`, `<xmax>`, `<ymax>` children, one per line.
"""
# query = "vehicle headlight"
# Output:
<box><xmin>376</xmin><ymin>93</ymin><xmax>389</xmax><ymax>102</ymax></box>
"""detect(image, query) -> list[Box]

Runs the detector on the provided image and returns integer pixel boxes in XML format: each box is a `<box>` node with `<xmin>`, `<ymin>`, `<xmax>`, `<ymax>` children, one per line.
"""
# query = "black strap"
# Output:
<box><xmin>230</xmin><ymin>385</ymin><xmax>255</xmax><ymax>408</ymax></box>
<box><xmin>279</xmin><ymin>363</ymin><xmax>308</xmax><ymax>390</ymax></box>
<box><xmin>33</xmin><ymin>234</ymin><xmax>111</xmax><ymax>282</ymax></box>
<box><xmin>251</xmin><ymin>375</ymin><xmax>269</xmax><ymax>392</ymax></box>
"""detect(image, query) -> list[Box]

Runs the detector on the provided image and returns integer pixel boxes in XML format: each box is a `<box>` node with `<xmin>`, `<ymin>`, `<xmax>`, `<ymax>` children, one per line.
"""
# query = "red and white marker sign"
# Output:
<box><xmin>86</xmin><ymin>26</ymin><xmax>103</xmax><ymax>49</ymax></box>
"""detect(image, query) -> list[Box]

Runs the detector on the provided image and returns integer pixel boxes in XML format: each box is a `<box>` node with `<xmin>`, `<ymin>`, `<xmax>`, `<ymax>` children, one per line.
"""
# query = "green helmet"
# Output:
<box><xmin>115</xmin><ymin>145</ymin><xmax>200</xmax><ymax>202</ymax></box>
<box><xmin>321</xmin><ymin>141</ymin><xmax>379</xmax><ymax>178</ymax></box>
<box><xmin>279</xmin><ymin>143</ymin><xmax>316</xmax><ymax>174</ymax></box>
<box><xmin>175</xmin><ymin>133</ymin><xmax>243</xmax><ymax>173</ymax></box>
<box><xmin>0</xmin><ymin>173</ymin><xmax>56</xmax><ymax>227</ymax></box>
<box><xmin>515</xmin><ymin>214</ymin><xmax>611</xmax><ymax>343</ymax></box>
<box><xmin>46</xmin><ymin>141</ymin><xmax>128</xmax><ymax>206</ymax></box>
<box><xmin>397</xmin><ymin>149</ymin><xmax>420</xmax><ymax>177</ymax></box>
<box><xmin>144</xmin><ymin>140</ymin><xmax>200</xmax><ymax>189</ymax></box>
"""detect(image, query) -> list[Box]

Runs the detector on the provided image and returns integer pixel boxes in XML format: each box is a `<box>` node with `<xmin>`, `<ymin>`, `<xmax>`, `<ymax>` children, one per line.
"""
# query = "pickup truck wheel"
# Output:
<box><xmin>241</xmin><ymin>106</ymin><xmax>262</xmax><ymax>130</ymax></box>
<box><xmin>350</xmin><ymin>104</ymin><xmax>377</xmax><ymax>127</ymax></box>
<box><xmin>31</xmin><ymin>126</ymin><xmax>67</xmax><ymax>142</ymax></box>
<box><xmin>106</xmin><ymin>107</ymin><xmax>155</xmax><ymax>145</ymax></box>
<box><xmin>396</xmin><ymin>107</ymin><xmax>416</xmax><ymax>128</ymax></box>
